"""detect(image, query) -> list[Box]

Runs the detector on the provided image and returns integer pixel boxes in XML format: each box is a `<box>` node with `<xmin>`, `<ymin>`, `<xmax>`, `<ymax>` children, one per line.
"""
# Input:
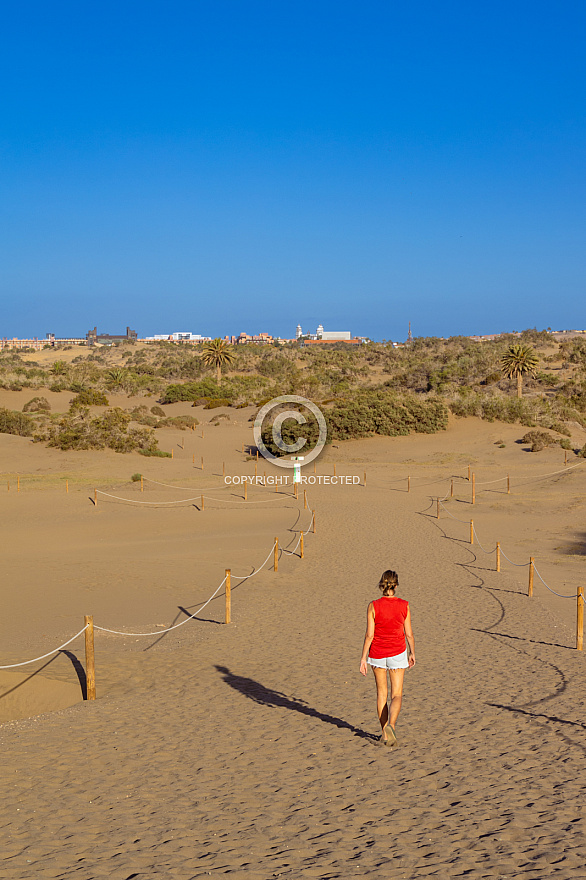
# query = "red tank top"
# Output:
<box><xmin>369</xmin><ymin>597</ymin><xmax>409</xmax><ymax>659</ymax></box>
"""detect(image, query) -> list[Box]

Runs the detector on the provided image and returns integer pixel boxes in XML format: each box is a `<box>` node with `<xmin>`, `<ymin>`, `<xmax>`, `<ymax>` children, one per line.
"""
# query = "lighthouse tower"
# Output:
<box><xmin>295</xmin><ymin>324</ymin><xmax>303</xmax><ymax>340</ymax></box>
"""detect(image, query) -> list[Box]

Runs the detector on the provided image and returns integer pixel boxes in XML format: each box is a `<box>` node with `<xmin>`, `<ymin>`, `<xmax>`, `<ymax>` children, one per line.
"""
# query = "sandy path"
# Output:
<box><xmin>1</xmin><ymin>467</ymin><xmax>585</xmax><ymax>878</ymax></box>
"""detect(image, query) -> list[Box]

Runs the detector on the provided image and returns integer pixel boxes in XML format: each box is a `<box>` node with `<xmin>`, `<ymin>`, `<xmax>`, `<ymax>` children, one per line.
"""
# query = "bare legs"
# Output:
<box><xmin>373</xmin><ymin>667</ymin><xmax>389</xmax><ymax>735</ymax></box>
<box><xmin>372</xmin><ymin>666</ymin><xmax>405</xmax><ymax>740</ymax></box>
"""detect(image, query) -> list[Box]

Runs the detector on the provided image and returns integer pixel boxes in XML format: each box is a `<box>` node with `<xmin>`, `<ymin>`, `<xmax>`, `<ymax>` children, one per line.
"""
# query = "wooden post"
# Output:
<box><xmin>407</xmin><ymin>475</ymin><xmax>410</xmax><ymax>493</ymax></box>
<box><xmin>94</xmin><ymin>488</ymin><xmax>97</xmax><ymax>506</ymax></box>
<box><xmin>294</xmin><ymin>482</ymin><xmax>298</xmax><ymax>499</ymax></box>
<box><xmin>451</xmin><ymin>479</ymin><xmax>454</xmax><ymax>498</ymax></box>
<box><xmin>300</xmin><ymin>531</ymin><xmax>304</xmax><ymax>559</ymax></box>
<box><xmin>507</xmin><ymin>474</ymin><xmax>510</xmax><ymax>494</ymax></box>
<box><xmin>225</xmin><ymin>569</ymin><xmax>231</xmax><ymax>624</ymax></box>
<box><xmin>577</xmin><ymin>586</ymin><xmax>584</xmax><ymax>651</ymax></box>
<box><xmin>181</xmin><ymin>438</ymin><xmax>185</xmax><ymax>450</ymax></box>
<box><xmin>17</xmin><ymin>476</ymin><xmax>20</xmax><ymax>492</ymax></box>
<box><xmin>496</xmin><ymin>542</ymin><xmax>501</xmax><ymax>572</ymax></box>
<box><xmin>304</xmin><ymin>489</ymin><xmax>307</xmax><ymax>509</ymax></box>
<box><xmin>256</xmin><ymin>449</ymin><xmax>259</xmax><ymax>461</ymax></box>
<box><xmin>140</xmin><ymin>475</ymin><xmax>143</xmax><ymax>492</ymax></box>
<box><xmin>254</xmin><ymin>460</ymin><xmax>257</xmax><ymax>477</ymax></box>
<box><xmin>66</xmin><ymin>479</ymin><xmax>69</xmax><ymax>494</ymax></box>
<box><xmin>6</xmin><ymin>480</ymin><xmax>9</xmax><ymax>492</ymax></box>
<box><xmin>565</xmin><ymin>449</ymin><xmax>568</xmax><ymax>466</ymax></box>
<box><xmin>242</xmin><ymin>443</ymin><xmax>244</xmax><ymax>453</ymax></box>
<box><xmin>171</xmin><ymin>448</ymin><xmax>174</xmax><ymax>459</ymax></box>
<box><xmin>201</xmin><ymin>494</ymin><xmax>204</xmax><ymax>511</ymax></box>
<box><xmin>244</xmin><ymin>481</ymin><xmax>247</xmax><ymax>501</ymax></box>
<box><xmin>202</xmin><ymin>429</ymin><xmax>204</xmax><ymax>439</ymax></box>
<box><xmin>201</xmin><ymin>456</ymin><xmax>204</xmax><ymax>470</ymax></box>
<box><xmin>274</xmin><ymin>537</ymin><xmax>279</xmax><ymax>572</ymax></box>
<box><xmin>193</xmin><ymin>453</ymin><xmax>195</xmax><ymax>464</ymax></box>
<box><xmin>468</xmin><ymin>464</ymin><xmax>471</xmax><ymax>481</ymax></box>
<box><xmin>470</xmin><ymin>520</ymin><xmax>474</xmax><ymax>545</ymax></box>
<box><xmin>275</xmin><ymin>480</ymin><xmax>278</xmax><ymax>493</ymax></box>
<box><xmin>436</xmin><ymin>498</ymin><xmax>440</xmax><ymax>519</ymax></box>
<box><xmin>364</xmin><ymin>471</ymin><xmax>366</xmax><ymax>486</ymax></box>
<box><xmin>472</xmin><ymin>473</ymin><xmax>475</xmax><ymax>504</ymax></box>
<box><xmin>312</xmin><ymin>510</ymin><xmax>316</xmax><ymax>534</ymax></box>
<box><xmin>333</xmin><ymin>464</ymin><xmax>336</xmax><ymax>477</ymax></box>
<box><xmin>84</xmin><ymin>615</ymin><xmax>96</xmax><ymax>701</ymax></box>
<box><xmin>528</xmin><ymin>557</ymin><xmax>534</xmax><ymax>597</ymax></box>
<box><xmin>223</xmin><ymin>461</ymin><xmax>225</xmax><ymax>477</ymax></box>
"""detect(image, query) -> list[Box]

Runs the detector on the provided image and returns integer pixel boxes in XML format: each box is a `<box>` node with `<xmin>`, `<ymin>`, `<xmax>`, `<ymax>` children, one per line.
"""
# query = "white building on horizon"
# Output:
<box><xmin>297</xmin><ymin>323</ymin><xmax>352</xmax><ymax>341</ymax></box>
<box><xmin>142</xmin><ymin>331</ymin><xmax>212</xmax><ymax>343</ymax></box>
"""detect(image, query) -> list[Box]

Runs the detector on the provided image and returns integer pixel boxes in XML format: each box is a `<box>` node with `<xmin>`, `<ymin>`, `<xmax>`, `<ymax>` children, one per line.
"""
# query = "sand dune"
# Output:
<box><xmin>1</xmin><ymin>411</ymin><xmax>585</xmax><ymax>877</ymax></box>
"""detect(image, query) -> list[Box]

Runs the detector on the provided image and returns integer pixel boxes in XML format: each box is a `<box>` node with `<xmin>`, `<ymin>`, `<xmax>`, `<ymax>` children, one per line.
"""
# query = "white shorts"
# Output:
<box><xmin>367</xmin><ymin>649</ymin><xmax>409</xmax><ymax>670</ymax></box>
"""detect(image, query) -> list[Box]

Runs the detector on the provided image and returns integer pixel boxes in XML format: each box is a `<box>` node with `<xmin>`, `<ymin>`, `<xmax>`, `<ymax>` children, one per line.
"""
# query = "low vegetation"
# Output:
<box><xmin>1</xmin><ymin>329</ymin><xmax>586</xmax><ymax>452</ymax></box>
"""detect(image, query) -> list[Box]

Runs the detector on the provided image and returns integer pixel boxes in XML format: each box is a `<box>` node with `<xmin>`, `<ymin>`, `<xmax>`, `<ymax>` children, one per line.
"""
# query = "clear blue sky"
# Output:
<box><xmin>1</xmin><ymin>1</ymin><xmax>584</xmax><ymax>341</ymax></box>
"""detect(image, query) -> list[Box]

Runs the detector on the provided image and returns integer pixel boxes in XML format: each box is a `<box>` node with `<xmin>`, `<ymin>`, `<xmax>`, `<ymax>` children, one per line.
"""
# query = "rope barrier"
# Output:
<box><xmin>533</xmin><ymin>566</ymin><xmax>578</xmax><ymax>600</ymax></box>
<box><xmin>96</xmin><ymin>490</ymin><xmax>206</xmax><ymax>505</ymax></box>
<box><xmin>474</xmin><ymin>475</ymin><xmax>508</xmax><ymax>486</ymax></box>
<box><xmin>199</xmin><ymin>495</ymin><xmax>290</xmax><ymax>505</ymax></box>
<box><xmin>144</xmin><ymin>477</ymin><xmax>236</xmax><ymax>492</ymax></box>
<box><xmin>471</xmin><ymin>524</ymin><xmax>496</xmax><ymax>555</ymax></box>
<box><xmin>492</xmin><ymin>549</ymin><xmax>530</xmax><ymax>567</ymax></box>
<box><xmin>438</xmin><ymin>501</ymin><xmax>471</xmax><ymax>523</ymax></box>
<box><xmin>230</xmin><ymin>541</ymin><xmax>279</xmax><ymax>580</ymax></box>
<box><xmin>94</xmin><ymin>578</ymin><xmax>228</xmax><ymax>637</ymax></box>
<box><xmin>96</xmin><ymin>489</ymin><xmax>292</xmax><ymax>506</ymax></box>
<box><xmin>2</xmin><ymin>494</ymin><xmax>313</xmax><ymax>665</ymax></box>
<box><xmin>0</xmin><ymin>625</ymin><xmax>89</xmax><ymax>670</ymax></box>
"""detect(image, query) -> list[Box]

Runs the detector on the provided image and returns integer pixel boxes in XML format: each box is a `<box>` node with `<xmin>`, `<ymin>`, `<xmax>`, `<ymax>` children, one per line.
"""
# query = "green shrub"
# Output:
<box><xmin>128</xmin><ymin>405</ymin><xmax>158</xmax><ymax>427</ymax></box>
<box><xmin>0</xmin><ymin>408</ymin><xmax>34</xmax><ymax>436</ymax></box>
<box><xmin>150</xmin><ymin>405</ymin><xmax>165</xmax><ymax>416</ymax></box>
<box><xmin>39</xmin><ymin>407</ymin><xmax>158</xmax><ymax>453</ymax></box>
<box><xmin>449</xmin><ymin>391</ymin><xmax>583</xmax><ymax>430</ymax></box>
<box><xmin>204</xmin><ymin>398</ymin><xmax>232</xmax><ymax>409</ymax></box>
<box><xmin>70</xmin><ymin>389</ymin><xmax>109</xmax><ymax>408</ymax></box>
<box><xmin>23</xmin><ymin>396</ymin><xmax>51</xmax><ymax>413</ymax></box>
<box><xmin>139</xmin><ymin>448</ymin><xmax>172</xmax><ymax>458</ymax></box>
<box><xmin>560</xmin><ymin>438</ymin><xmax>572</xmax><ymax>451</ymax></box>
<box><xmin>157</xmin><ymin>415</ymin><xmax>199</xmax><ymax>430</ymax></box>
<box><xmin>131</xmin><ymin>472</ymin><xmax>142</xmax><ymax>481</ymax></box>
<box><xmin>549</xmin><ymin>421</ymin><xmax>571</xmax><ymax>436</ymax></box>
<box><xmin>327</xmin><ymin>391</ymin><xmax>448</xmax><ymax>440</ymax></box>
<box><xmin>521</xmin><ymin>430</ymin><xmax>559</xmax><ymax>452</ymax></box>
<box><xmin>578</xmin><ymin>443</ymin><xmax>586</xmax><ymax>458</ymax></box>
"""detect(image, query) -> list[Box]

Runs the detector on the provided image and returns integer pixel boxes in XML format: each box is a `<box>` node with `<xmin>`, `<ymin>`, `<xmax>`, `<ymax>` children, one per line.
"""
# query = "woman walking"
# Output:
<box><xmin>360</xmin><ymin>570</ymin><xmax>415</xmax><ymax>746</ymax></box>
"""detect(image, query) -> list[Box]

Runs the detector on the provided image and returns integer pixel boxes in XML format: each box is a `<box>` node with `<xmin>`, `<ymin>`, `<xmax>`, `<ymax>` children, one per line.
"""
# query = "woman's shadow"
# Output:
<box><xmin>214</xmin><ymin>665</ymin><xmax>377</xmax><ymax>741</ymax></box>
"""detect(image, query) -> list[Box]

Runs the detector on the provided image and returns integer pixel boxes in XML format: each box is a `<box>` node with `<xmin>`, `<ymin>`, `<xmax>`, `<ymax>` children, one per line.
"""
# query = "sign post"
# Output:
<box><xmin>291</xmin><ymin>455</ymin><xmax>304</xmax><ymax>484</ymax></box>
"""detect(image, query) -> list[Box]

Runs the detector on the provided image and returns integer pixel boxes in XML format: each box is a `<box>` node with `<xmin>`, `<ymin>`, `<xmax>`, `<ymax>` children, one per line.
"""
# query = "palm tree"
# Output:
<box><xmin>501</xmin><ymin>344</ymin><xmax>539</xmax><ymax>398</ymax></box>
<box><xmin>200</xmin><ymin>338</ymin><xmax>236</xmax><ymax>384</ymax></box>
<box><xmin>106</xmin><ymin>368</ymin><xmax>127</xmax><ymax>390</ymax></box>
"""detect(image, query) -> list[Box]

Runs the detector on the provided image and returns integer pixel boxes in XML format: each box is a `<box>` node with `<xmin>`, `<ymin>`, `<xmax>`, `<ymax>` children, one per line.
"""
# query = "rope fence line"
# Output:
<box><xmin>95</xmin><ymin>489</ymin><xmax>294</xmax><ymax>506</ymax></box>
<box><xmin>433</xmin><ymin>496</ymin><xmax>584</xmax><ymax>650</ymax></box>
<box><xmin>0</xmin><ymin>502</ymin><xmax>316</xmax><ymax>682</ymax></box>
<box><xmin>499</xmin><ymin>549</ymin><xmax>531</xmax><ymax>567</ymax></box>
<box><xmin>94</xmin><ymin>577</ymin><xmax>229</xmax><ymax>637</ymax></box>
<box><xmin>0</xmin><ymin>625</ymin><xmax>89</xmax><ymax>670</ymax></box>
<box><xmin>533</xmin><ymin>566</ymin><xmax>578</xmax><ymax>600</ymax></box>
<box><xmin>471</xmin><ymin>524</ymin><xmax>496</xmax><ymax>555</ymax></box>
<box><xmin>364</xmin><ymin>454</ymin><xmax>586</xmax><ymax>498</ymax></box>
<box><xmin>96</xmin><ymin>490</ymin><xmax>204</xmax><ymax>505</ymax></box>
